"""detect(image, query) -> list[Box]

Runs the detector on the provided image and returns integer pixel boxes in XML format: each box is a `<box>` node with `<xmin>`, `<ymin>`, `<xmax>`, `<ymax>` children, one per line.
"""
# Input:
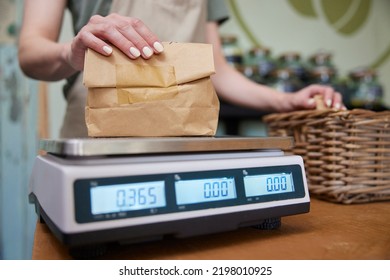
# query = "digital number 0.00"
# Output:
<box><xmin>266</xmin><ymin>176</ymin><xmax>288</xmax><ymax>192</ymax></box>
<box><xmin>204</xmin><ymin>181</ymin><xmax>229</xmax><ymax>199</ymax></box>
<box><xmin>244</xmin><ymin>173</ymin><xmax>294</xmax><ymax>197</ymax></box>
<box><xmin>175</xmin><ymin>177</ymin><xmax>236</xmax><ymax>205</ymax></box>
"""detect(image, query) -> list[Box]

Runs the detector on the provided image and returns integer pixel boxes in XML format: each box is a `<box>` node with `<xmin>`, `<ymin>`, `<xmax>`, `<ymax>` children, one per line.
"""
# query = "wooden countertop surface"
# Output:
<box><xmin>32</xmin><ymin>198</ymin><xmax>390</xmax><ymax>260</ymax></box>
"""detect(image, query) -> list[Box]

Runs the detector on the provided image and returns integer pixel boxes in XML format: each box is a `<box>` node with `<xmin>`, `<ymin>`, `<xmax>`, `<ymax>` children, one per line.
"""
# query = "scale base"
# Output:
<box><xmin>34</xmin><ymin>196</ymin><xmax>307</xmax><ymax>259</ymax></box>
<box><xmin>39</xmin><ymin>215</ymin><xmax>283</xmax><ymax>259</ymax></box>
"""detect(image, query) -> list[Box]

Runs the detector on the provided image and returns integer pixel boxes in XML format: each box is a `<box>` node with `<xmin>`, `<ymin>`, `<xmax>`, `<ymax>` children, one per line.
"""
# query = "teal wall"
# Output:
<box><xmin>0</xmin><ymin>0</ymin><xmax>38</xmax><ymax>260</ymax></box>
<box><xmin>0</xmin><ymin>46</ymin><xmax>38</xmax><ymax>259</ymax></box>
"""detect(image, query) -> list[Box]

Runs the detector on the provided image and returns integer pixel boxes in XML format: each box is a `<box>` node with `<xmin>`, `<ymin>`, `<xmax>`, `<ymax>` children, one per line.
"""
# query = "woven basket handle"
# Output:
<box><xmin>314</xmin><ymin>95</ymin><xmax>327</xmax><ymax>110</ymax></box>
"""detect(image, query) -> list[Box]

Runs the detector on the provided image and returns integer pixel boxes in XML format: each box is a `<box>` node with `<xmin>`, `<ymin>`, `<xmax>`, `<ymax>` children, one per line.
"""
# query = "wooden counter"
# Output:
<box><xmin>32</xmin><ymin>198</ymin><xmax>390</xmax><ymax>260</ymax></box>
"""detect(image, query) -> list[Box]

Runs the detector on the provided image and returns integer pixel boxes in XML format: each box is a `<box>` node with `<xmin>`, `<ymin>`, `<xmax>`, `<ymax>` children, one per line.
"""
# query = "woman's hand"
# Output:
<box><xmin>18</xmin><ymin>0</ymin><xmax>164</xmax><ymax>81</ymax></box>
<box><xmin>287</xmin><ymin>84</ymin><xmax>346</xmax><ymax>111</ymax></box>
<box><xmin>68</xmin><ymin>13</ymin><xmax>164</xmax><ymax>71</ymax></box>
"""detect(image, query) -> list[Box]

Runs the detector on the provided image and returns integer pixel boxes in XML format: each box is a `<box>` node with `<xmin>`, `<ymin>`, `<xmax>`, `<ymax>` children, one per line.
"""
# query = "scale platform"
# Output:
<box><xmin>29</xmin><ymin>137</ymin><xmax>310</xmax><ymax>257</ymax></box>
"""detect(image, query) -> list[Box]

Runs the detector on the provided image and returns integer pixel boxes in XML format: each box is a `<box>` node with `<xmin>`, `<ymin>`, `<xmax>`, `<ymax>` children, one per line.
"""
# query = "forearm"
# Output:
<box><xmin>206</xmin><ymin>22</ymin><xmax>342</xmax><ymax>112</ymax></box>
<box><xmin>211</xmin><ymin>64</ymin><xmax>294</xmax><ymax>112</ymax></box>
<box><xmin>18</xmin><ymin>38</ymin><xmax>76</xmax><ymax>81</ymax></box>
<box><xmin>17</xmin><ymin>0</ymin><xmax>76</xmax><ymax>81</ymax></box>
<box><xmin>206</xmin><ymin>22</ymin><xmax>293</xmax><ymax>113</ymax></box>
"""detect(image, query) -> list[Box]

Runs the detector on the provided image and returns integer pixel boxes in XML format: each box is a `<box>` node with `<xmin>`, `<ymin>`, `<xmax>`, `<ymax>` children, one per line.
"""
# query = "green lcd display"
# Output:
<box><xmin>90</xmin><ymin>181</ymin><xmax>166</xmax><ymax>214</ymax></box>
<box><xmin>244</xmin><ymin>173</ymin><xmax>295</xmax><ymax>197</ymax></box>
<box><xmin>175</xmin><ymin>177</ymin><xmax>236</xmax><ymax>205</ymax></box>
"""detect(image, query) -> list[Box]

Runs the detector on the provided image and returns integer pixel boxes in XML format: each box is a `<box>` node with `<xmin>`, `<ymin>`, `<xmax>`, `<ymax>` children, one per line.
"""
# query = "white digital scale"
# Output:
<box><xmin>29</xmin><ymin>137</ymin><xmax>310</xmax><ymax>257</ymax></box>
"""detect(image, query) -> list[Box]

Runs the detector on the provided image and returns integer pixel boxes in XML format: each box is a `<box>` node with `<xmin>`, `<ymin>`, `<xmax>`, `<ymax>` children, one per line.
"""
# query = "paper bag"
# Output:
<box><xmin>83</xmin><ymin>42</ymin><xmax>220</xmax><ymax>137</ymax></box>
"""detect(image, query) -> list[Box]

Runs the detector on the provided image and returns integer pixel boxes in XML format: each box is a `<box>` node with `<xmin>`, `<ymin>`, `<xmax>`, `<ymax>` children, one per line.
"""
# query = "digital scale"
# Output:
<box><xmin>29</xmin><ymin>137</ymin><xmax>310</xmax><ymax>257</ymax></box>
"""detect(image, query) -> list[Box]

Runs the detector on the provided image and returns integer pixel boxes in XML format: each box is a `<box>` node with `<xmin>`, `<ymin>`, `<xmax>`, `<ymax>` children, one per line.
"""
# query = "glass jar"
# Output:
<box><xmin>348</xmin><ymin>68</ymin><xmax>384</xmax><ymax>110</ymax></box>
<box><xmin>237</xmin><ymin>65</ymin><xmax>263</xmax><ymax>84</ymax></box>
<box><xmin>246</xmin><ymin>47</ymin><xmax>276</xmax><ymax>84</ymax></box>
<box><xmin>309</xmin><ymin>66</ymin><xmax>336</xmax><ymax>85</ymax></box>
<box><xmin>220</xmin><ymin>35</ymin><xmax>243</xmax><ymax>68</ymax></box>
<box><xmin>278</xmin><ymin>52</ymin><xmax>307</xmax><ymax>84</ymax></box>
<box><xmin>269</xmin><ymin>68</ymin><xmax>304</xmax><ymax>93</ymax></box>
<box><xmin>309</xmin><ymin>51</ymin><xmax>335</xmax><ymax>70</ymax></box>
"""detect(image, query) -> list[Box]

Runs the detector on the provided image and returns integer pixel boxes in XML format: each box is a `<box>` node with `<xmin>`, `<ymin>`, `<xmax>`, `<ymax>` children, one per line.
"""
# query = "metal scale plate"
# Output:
<box><xmin>39</xmin><ymin>136</ymin><xmax>294</xmax><ymax>156</ymax></box>
<box><xmin>29</xmin><ymin>137</ymin><xmax>310</xmax><ymax>255</ymax></box>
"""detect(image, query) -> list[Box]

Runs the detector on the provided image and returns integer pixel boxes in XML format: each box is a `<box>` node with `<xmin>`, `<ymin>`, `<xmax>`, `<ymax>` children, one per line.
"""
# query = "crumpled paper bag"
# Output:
<box><xmin>83</xmin><ymin>42</ymin><xmax>220</xmax><ymax>137</ymax></box>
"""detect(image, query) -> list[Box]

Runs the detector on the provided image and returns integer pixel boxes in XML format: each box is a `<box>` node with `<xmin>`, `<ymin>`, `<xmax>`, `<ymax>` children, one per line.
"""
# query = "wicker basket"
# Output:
<box><xmin>263</xmin><ymin>105</ymin><xmax>390</xmax><ymax>204</ymax></box>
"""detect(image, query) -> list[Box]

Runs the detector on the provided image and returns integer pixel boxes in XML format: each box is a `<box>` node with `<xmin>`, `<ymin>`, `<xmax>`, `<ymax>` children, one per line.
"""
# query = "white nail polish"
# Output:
<box><xmin>334</xmin><ymin>103</ymin><xmax>341</xmax><ymax>110</ymax></box>
<box><xmin>153</xmin><ymin>42</ymin><xmax>164</xmax><ymax>53</ymax></box>
<box><xmin>103</xmin><ymin>46</ymin><xmax>112</xmax><ymax>55</ymax></box>
<box><xmin>326</xmin><ymin>99</ymin><xmax>332</xmax><ymax>107</ymax></box>
<box><xmin>130</xmin><ymin>47</ymin><xmax>141</xmax><ymax>58</ymax></box>
<box><xmin>307</xmin><ymin>98</ymin><xmax>315</xmax><ymax>105</ymax></box>
<box><xmin>142</xmin><ymin>46</ymin><xmax>153</xmax><ymax>58</ymax></box>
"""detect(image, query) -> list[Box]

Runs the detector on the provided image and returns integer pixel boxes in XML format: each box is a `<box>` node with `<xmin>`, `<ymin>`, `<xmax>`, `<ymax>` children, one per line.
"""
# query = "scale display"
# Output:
<box><xmin>90</xmin><ymin>181</ymin><xmax>166</xmax><ymax>215</ymax></box>
<box><xmin>244</xmin><ymin>173</ymin><xmax>294</xmax><ymax>197</ymax></box>
<box><xmin>175</xmin><ymin>177</ymin><xmax>236</xmax><ymax>205</ymax></box>
<box><xmin>74</xmin><ymin>164</ymin><xmax>305</xmax><ymax>223</ymax></box>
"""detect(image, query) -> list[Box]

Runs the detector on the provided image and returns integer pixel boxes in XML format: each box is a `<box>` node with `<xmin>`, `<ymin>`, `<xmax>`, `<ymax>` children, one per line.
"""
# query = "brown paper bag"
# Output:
<box><xmin>83</xmin><ymin>42</ymin><xmax>220</xmax><ymax>137</ymax></box>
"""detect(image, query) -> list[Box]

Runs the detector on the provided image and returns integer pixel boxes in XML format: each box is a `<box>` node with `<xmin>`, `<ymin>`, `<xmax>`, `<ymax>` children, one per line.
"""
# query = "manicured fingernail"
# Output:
<box><xmin>307</xmin><ymin>98</ymin><xmax>315</xmax><ymax>105</ymax></box>
<box><xmin>326</xmin><ymin>99</ymin><xmax>332</xmax><ymax>107</ymax></box>
<box><xmin>334</xmin><ymin>103</ymin><xmax>341</xmax><ymax>110</ymax></box>
<box><xmin>153</xmin><ymin>41</ymin><xmax>164</xmax><ymax>53</ymax></box>
<box><xmin>130</xmin><ymin>47</ymin><xmax>141</xmax><ymax>58</ymax></box>
<box><xmin>142</xmin><ymin>46</ymin><xmax>153</xmax><ymax>58</ymax></box>
<box><xmin>103</xmin><ymin>45</ymin><xmax>112</xmax><ymax>55</ymax></box>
